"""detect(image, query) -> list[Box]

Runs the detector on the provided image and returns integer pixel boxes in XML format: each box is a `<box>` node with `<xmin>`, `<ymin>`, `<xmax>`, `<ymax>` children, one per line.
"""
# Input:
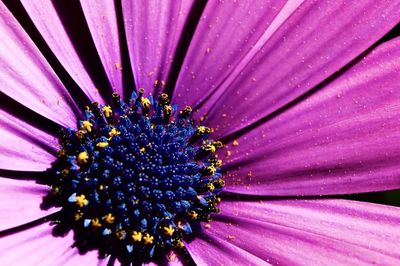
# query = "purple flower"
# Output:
<box><xmin>1</xmin><ymin>0</ymin><xmax>400</xmax><ymax>265</ymax></box>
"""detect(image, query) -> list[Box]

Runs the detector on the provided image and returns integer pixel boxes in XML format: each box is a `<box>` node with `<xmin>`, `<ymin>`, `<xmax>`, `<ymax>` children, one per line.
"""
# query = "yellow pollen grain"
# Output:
<box><xmin>77</xmin><ymin>151</ymin><xmax>89</xmax><ymax>164</ymax></box>
<box><xmin>176</xmin><ymin>240</ymin><xmax>184</xmax><ymax>248</ymax></box>
<box><xmin>96</xmin><ymin>142</ymin><xmax>109</xmax><ymax>148</ymax></box>
<box><xmin>76</xmin><ymin>194</ymin><xmax>89</xmax><ymax>208</ymax></box>
<box><xmin>189</xmin><ymin>210</ymin><xmax>198</xmax><ymax>219</ymax></box>
<box><xmin>74</xmin><ymin>211</ymin><xmax>83</xmax><ymax>221</ymax></box>
<box><xmin>57</xmin><ymin>149</ymin><xmax>65</xmax><ymax>157</ymax></box>
<box><xmin>207</xmin><ymin>183</ymin><xmax>215</xmax><ymax>192</ymax></box>
<box><xmin>204</xmin><ymin>144</ymin><xmax>216</xmax><ymax>153</ymax></box>
<box><xmin>131</xmin><ymin>231</ymin><xmax>142</xmax><ymax>242</ymax></box>
<box><xmin>164</xmin><ymin>105</ymin><xmax>172</xmax><ymax>113</ymax></box>
<box><xmin>108</xmin><ymin>128</ymin><xmax>120</xmax><ymax>138</ymax></box>
<box><xmin>102</xmin><ymin>105</ymin><xmax>112</xmax><ymax>118</ymax></box>
<box><xmin>232</xmin><ymin>139</ymin><xmax>239</xmax><ymax>146</ymax></box>
<box><xmin>163</xmin><ymin>225</ymin><xmax>175</xmax><ymax>236</ymax></box>
<box><xmin>214</xmin><ymin>160</ymin><xmax>222</xmax><ymax>167</ymax></box>
<box><xmin>168</xmin><ymin>254</ymin><xmax>176</xmax><ymax>262</ymax></box>
<box><xmin>51</xmin><ymin>186</ymin><xmax>61</xmax><ymax>195</ymax></box>
<box><xmin>139</xmin><ymin>147</ymin><xmax>146</xmax><ymax>153</ymax></box>
<box><xmin>141</xmin><ymin>97</ymin><xmax>151</xmax><ymax>108</ymax></box>
<box><xmin>103</xmin><ymin>213</ymin><xmax>115</xmax><ymax>224</ymax></box>
<box><xmin>143</xmin><ymin>233</ymin><xmax>154</xmax><ymax>245</ymax></box>
<box><xmin>205</xmin><ymin>223</ymin><xmax>211</xmax><ymax>229</ymax></box>
<box><xmin>116</xmin><ymin>230</ymin><xmax>126</xmax><ymax>240</ymax></box>
<box><xmin>82</xmin><ymin>120</ymin><xmax>93</xmax><ymax>132</ymax></box>
<box><xmin>207</xmin><ymin>165</ymin><xmax>217</xmax><ymax>175</ymax></box>
<box><xmin>226</xmin><ymin>150</ymin><xmax>232</xmax><ymax>157</ymax></box>
<box><xmin>61</xmin><ymin>169</ymin><xmax>69</xmax><ymax>176</ymax></box>
<box><xmin>91</xmin><ymin>218</ymin><xmax>102</xmax><ymax>228</ymax></box>
<box><xmin>75</xmin><ymin>130</ymin><xmax>85</xmax><ymax>139</ymax></box>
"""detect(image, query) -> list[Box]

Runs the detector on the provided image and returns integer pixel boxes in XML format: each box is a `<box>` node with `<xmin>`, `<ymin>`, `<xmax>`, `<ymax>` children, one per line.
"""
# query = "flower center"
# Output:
<box><xmin>43</xmin><ymin>90</ymin><xmax>224</xmax><ymax>262</ymax></box>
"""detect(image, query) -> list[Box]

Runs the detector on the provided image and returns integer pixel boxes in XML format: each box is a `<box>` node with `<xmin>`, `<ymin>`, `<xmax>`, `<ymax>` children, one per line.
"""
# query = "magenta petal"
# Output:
<box><xmin>122</xmin><ymin>0</ymin><xmax>193</xmax><ymax>94</ymax></box>
<box><xmin>173</xmin><ymin>0</ymin><xmax>288</xmax><ymax>108</ymax></box>
<box><xmin>0</xmin><ymin>222</ymin><xmax>68</xmax><ymax>264</ymax></box>
<box><xmin>224</xmin><ymin>37</ymin><xmax>400</xmax><ymax>196</ymax></box>
<box><xmin>186</xmin><ymin>234</ymin><xmax>270</xmax><ymax>265</ymax></box>
<box><xmin>0</xmin><ymin>178</ymin><xmax>56</xmax><ymax>231</ymax></box>
<box><xmin>0</xmin><ymin>2</ymin><xmax>79</xmax><ymax>128</ymax></box>
<box><xmin>187</xmin><ymin>199</ymin><xmax>400</xmax><ymax>265</ymax></box>
<box><xmin>49</xmin><ymin>247</ymin><xmax>108</xmax><ymax>266</ymax></box>
<box><xmin>80</xmin><ymin>1</ymin><xmax>123</xmax><ymax>95</ymax></box>
<box><xmin>20</xmin><ymin>0</ymin><xmax>104</xmax><ymax>104</ymax></box>
<box><xmin>0</xmin><ymin>109</ymin><xmax>57</xmax><ymax>171</ymax></box>
<box><xmin>0</xmin><ymin>222</ymin><xmax>106</xmax><ymax>265</ymax></box>
<box><xmin>198</xmin><ymin>0</ymin><xmax>400</xmax><ymax>138</ymax></box>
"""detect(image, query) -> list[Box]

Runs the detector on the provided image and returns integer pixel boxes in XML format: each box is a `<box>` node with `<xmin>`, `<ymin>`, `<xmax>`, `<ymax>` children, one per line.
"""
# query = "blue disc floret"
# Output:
<box><xmin>42</xmin><ymin>90</ymin><xmax>224</xmax><ymax>263</ymax></box>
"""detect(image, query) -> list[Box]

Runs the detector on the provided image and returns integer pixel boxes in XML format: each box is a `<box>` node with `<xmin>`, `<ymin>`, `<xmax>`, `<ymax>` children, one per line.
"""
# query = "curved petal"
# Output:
<box><xmin>173</xmin><ymin>0</ymin><xmax>291</xmax><ymax>108</ymax></box>
<box><xmin>0</xmin><ymin>178</ymin><xmax>55</xmax><ymax>231</ymax></box>
<box><xmin>198</xmin><ymin>0</ymin><xmax>400</xmax><ymax>138</ymax></box>
<box><xmin>122</xmin><ymin>0</ymin><xmax>194</xmax><ymax>95</ymax></box>
<box><xmin>187</xmin><ymin>199</ymin><xmax>400</xmax><ymax>265</ymax></box>
<box><xmin>80</xmin><ymin>1</ymin><xmax>123</xmax><ymax>95</ymax></box>
<box><xmin>0</xmin><ymin>222</ymin><xmax>107</xmax><ymax>265</ymax></box>
<box><xmin>0</xmin><ymin>109</ymin><xmax>57</xmax><ymax>171</ymax></box>
<box><xmin>20</xmin><ymin>0</ymin><xmax>104</xmax><ymax>103</ymax></box>
<box><xmin>0</xmin><ymin>2</ymin><xmax>79</xmax><ymax>127</ymax></box>
<box><xmin>186</xmin><ymin>234</ymin><xmax>271</xmax><ymax>265</ymax></box>
<box><xmin>223</xmin><ymin>36</ymin><xmax>400</xmax><ymax>196</ymax></box>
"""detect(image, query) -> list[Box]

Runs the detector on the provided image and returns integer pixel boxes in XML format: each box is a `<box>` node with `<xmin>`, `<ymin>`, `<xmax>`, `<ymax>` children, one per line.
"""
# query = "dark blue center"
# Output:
<box><xmin>43</xmin><ymin>91</ymin><xmax>224</xmax><ymax>263</ymax></box>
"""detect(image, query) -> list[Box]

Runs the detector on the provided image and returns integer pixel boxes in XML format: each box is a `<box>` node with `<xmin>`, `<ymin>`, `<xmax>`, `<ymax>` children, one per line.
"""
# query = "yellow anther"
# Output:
<box><xmin>163</xmin><ymin>225</ymin><xmax>175</xmax><ymax>236</ymax></box>
<box><xmin>116</xmin><ymin>230</ymin><xmax>126</xmax><ymax>240</ymax></box>
<box><xmin>74</xmin><ymin>211</ymin><xmax>83</xmax><ymax>221</ymax></box>
<box><xmin>96</xmin><ymin>142</ymin><xmax>109</xmax><ymax>148</ymax></box>
<box><xmin>164</xmin><ymin>105</ymin><xmax>172</xmax><ymax>113</ymax></box>
<box><xmin>189</xmin><ymin>210</ymin><xmax>198</xmax><ymax>219</ymax></box>
<box><xmin>207</xmin><ymin>165</ymin><xmax>217</xmax><ymax>175</ymax></box>
<box><xmin>91</xmin><ymin>218</ymin><xmax>102</xmax><ymax>228</ymax></box>
<box><xmin>198</xmin><ymin>126</ymin><xmax>206</xmax><ymax>133</ymax></box>
<box><xmin>61</xmin><ymin>169</ymin><xmax>69</xmax><ymax>176</ymax></box>
<box><xmin>76</xmin><ymin>194</ymin><xmax>89</xmax><ymax>208</ymax></box>
<box><xmin>204</xmin><ymin>144</ymin><xmax>216</xmax><ymax>153</ymax></box>
<box><xmin>207</xmin><ymin>183</ymin><xmax>215</xmax><ymax>192</ymax></box>
<box><xmin>77</xmin><ymin>151</ymin><xmax>89</xmax><ymax>164</ymax></box>
<box><xmin>57</xmin><ymin>149</ymin><xmax>65</xmax><ymax>157</ymax></box>
<box><xmin>103</xmin><ymin>213</ymin><xmax>115</xmax><ymax>224</ymax></box>
<box><xmin>160</xmin><ymin>93</ymin><xmax>168</xmax><ymax>101</ymax></box>
<box><xmin>131</xmin><ymin>231</ymin><xmax>142</xmax><ymax>242</ymax></box>
<box><xmin>184</xmin><ymin>105</ymin><xmax>192</xmax><ymax>112</ymax></box>
<box><xmin>213</xmin><ymin>160</ymin><xmax>223</xmax><ymax>168</ymax></box>
<box><xmin>175</xmin><ymin>240</ymin><xmax>184</xmax><ymax>248</ymax></box>
<box><xmin>75</xmin><ymin>130</ymin><xmax>86</xmax><ymax>139</ymax></box>
<box><xmin>141</xmin><ymin>97</ymin><xmax>151</xmax><ymax>108</ymax></box>
<box><xmin>82</xmin><ymin>120</ymin><xmax>93</xmax><ymax>132</ymax></box>
<box><xmin>102</xmin><ymin>105</ymin><xmax>113</xmax><ymax>118</ymax></box>
<box><xmin>108</xmin><ymin>128</ymin><xmax>120</xmax><ymax>138</ymax></box>
<box><xmin>143</xmin><ymin>233</ymin><xmax>154</xmax><ymax>245</ymax></box>
<box><xmin>213</xmin><ymin>141</ymin><xmax>223</xmax><ymax>148</ymax></box>
<box><xmin>216</xmin><ymin>197</ymin><xmax>222</xmax><ymax>203</ymax></box>
<box><xmin>139</xmin><ymin>147</ymin><xmax>146</xmax><ymax>153</ymax></box>
<box><xmin>51</xmin><ymin>186</ymin><xmax>61</xmax><ymax>195</ymax></box>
